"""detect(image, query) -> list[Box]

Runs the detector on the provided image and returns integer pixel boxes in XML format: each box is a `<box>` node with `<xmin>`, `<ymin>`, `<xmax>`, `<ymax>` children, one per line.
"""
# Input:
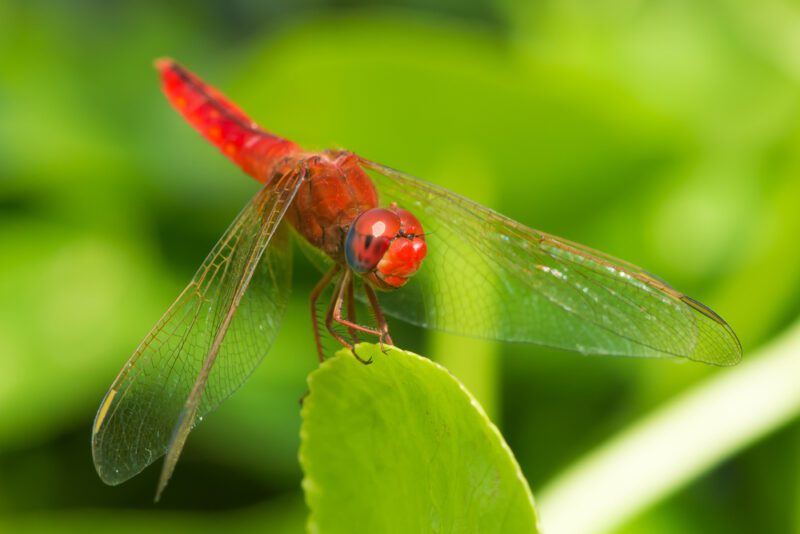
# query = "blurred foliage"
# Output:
<box><xmin>1</xmin><ymin>0</ymin><xmax>799</xmax><ymax>532</ymax></box>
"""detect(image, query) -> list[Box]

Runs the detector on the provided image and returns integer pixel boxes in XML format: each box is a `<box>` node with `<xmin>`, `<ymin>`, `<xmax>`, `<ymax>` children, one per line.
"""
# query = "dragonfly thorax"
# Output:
<box><xmin>285</xmin><ymin>151</ymin><xmax>379</xmax><ymax>262</ymax></box>
<box><xmin>284</xmin><ymin>150</ymin><xmax>427</xmax><ymax>290</ymax></box>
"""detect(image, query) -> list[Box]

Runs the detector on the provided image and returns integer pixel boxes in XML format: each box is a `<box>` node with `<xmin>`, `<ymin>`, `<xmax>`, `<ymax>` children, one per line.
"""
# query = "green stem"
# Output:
<box><xmin>537</xmin><ymin>318</ymin><xmax>800</xmax><ymax>534</ymax></box>
<box><xmin>431</xmin><ymin>332</ymin><xmax>500</xmax><ymax>422</ymax></box>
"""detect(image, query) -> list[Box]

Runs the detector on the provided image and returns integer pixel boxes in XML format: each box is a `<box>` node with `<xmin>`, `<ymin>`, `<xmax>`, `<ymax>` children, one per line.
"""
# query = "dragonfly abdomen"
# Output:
<box><xmin>156</xmin><ymin>58</ymin><xmax>299</xmax><ymax>182</ymax></box>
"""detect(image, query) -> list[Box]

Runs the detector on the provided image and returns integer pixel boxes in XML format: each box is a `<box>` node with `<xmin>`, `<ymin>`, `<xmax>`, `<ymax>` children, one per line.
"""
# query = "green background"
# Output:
<box><xmin>1</xmin><ymin>0</ymin><xmax>799</xmax><ymax>532</ymax></box>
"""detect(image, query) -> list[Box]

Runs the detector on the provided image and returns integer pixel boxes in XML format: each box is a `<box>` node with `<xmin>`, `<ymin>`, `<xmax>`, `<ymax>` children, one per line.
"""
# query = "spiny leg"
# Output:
<box><xmin>364</xmin><ymin>283</ymin><xmax>393</xmax><ymax>348</ymax></box>
<box><xmin>324</xmin><ymin>269</ymin><xmax>363</xmax><ymax>360</ymax></box>
<box><xmin>324</xmin><ymin>270</ymin><xmax>379</xmax><ymax>364</ymax></box>
<box><xmin>310</xmin><ymin>264</ymin><xmax>341</xmax><ymax>363</ymax></box>
<box><xmin>328</xmin><ymin>271</ymin><xmax>392</xmax><ymax>363</ymax></box>
<box><xmin>345</xmin><ymin>275</ymin><xmax>359</xmax><ymax>344</ymax></box>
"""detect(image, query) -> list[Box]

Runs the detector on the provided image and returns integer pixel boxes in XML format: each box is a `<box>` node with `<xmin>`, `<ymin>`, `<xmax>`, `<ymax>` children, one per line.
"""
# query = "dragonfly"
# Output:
<box><xmin>92</xmin><ymin>58</ymin><xmax>742</xmax><ymax>501</ymax></box>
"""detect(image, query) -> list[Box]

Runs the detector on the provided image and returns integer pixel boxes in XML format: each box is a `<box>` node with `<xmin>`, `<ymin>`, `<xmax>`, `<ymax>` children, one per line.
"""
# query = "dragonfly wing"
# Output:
<box><xmin>360</xmin><ymin>158</ymin><xmax>741</xmax><ymax>366</ymax></box>
<box><xmin>92</xmin><ymin>169</ymin><xmax>304</xmax><ymax>487</ymax></box>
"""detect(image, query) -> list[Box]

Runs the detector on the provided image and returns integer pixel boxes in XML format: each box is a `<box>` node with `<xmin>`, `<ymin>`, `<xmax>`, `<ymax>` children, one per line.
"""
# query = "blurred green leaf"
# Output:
<box><xmin>300</xmin><ymin>344</ymin><xmax>539</xmax><ymax>534</ymax></box>
<box><xmin>0</xmin><ymin>494</ymin><xmax>306</xmax><ymax>534</ymax></box>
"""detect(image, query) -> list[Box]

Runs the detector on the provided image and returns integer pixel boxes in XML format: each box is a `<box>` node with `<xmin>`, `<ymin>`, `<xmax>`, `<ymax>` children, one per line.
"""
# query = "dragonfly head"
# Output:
<box><xmin>345</xmin><ymin>204</ymin><xmax>427</xmax><ymax>290</ymax></box>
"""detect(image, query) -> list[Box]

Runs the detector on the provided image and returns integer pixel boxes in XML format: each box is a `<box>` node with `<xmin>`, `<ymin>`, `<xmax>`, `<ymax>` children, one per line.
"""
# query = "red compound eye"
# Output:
<box><xmin>393</xmin><ymin>207</ymin><xmax>423</xmax><ymax>236</ymax></box>
<box><xmin>345</xmin><ymin>208</ymin><xmax>401</xmax><ymax>273</ymax></box>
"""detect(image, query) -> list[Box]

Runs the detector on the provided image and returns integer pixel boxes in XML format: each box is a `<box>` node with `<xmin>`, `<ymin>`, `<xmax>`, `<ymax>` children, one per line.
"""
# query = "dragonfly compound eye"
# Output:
<box><xmin>345</xmin><ymin>208</ymin><xmax>401</xmax><ymax>273</ymax></box>
<box><xmin>374</xmin><ymin>207</ymin><xmax>427</xmax><ymax>288</ymax></box>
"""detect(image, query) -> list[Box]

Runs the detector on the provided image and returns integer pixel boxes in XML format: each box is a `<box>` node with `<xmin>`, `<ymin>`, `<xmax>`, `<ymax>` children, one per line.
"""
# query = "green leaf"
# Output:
<box><xmin>300</xmin><ymin>344</ymin><xmax>539</xmax><ymax>534</ymax></box>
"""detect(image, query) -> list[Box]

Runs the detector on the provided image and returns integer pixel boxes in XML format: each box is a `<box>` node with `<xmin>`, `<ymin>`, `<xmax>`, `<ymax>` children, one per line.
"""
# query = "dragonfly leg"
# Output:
<box><xmin>324</xmin><ymin>270</ymin><xmax>366</xmax><ymax>361</ymax></box>
<box><xmin>345</xmin><ymin>275</ymin><xmax>359</xmax><ymax>344</ymax></box>
<box><xmin>328</xmin><ymin>270</ymin><xmax>392</xmax><ymax>363</ymax></box>
<box><xmin>364</xmin><ymin>283</ymin><xmax>393</xmax><ymax>349</ymax></box>
<box><xmin>310</xmin><ymin>264</ymin><xmax>341</xmax><ymax>362</ymax></box>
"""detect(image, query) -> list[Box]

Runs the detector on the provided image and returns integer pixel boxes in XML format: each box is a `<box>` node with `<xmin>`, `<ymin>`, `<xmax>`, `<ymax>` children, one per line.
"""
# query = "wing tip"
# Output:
<box><xmin>681</xmin><ymin>295</ymin><xmax>743</xmax><ymax>366</ymax></box>
<box><xmin>92</xmin><ymin>388</ymin><xmax>118</xmax><ymax>435</ymax></box>
<box><xmin>92</xmin><ymin>457</ymin><xmax>128</xmax><ymax>487</ymax></box>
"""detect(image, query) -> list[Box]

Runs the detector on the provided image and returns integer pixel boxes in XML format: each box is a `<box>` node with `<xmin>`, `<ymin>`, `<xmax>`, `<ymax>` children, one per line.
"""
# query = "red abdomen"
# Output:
<box><xmin>158</xmin><ymin>60</ymin><xmax>381</xmax><ymax>265</ymax></box>
<box><xmin>156</xmin><ymin>59</ymin><xmax>300</xmax><ymax>182</ymax></box>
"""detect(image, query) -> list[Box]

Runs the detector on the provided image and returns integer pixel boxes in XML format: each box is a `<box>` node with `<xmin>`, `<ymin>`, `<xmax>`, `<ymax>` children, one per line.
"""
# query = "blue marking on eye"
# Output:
<box><xmin>345</xmin><ymin>225</ymin><xmax>371</xmax><ymax>273</ymax></box>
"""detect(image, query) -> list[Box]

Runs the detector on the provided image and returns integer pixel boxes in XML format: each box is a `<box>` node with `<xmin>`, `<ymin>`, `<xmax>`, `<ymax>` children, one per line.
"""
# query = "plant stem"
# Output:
<box><xmin>536</xmin><ymin>318</ymin><xmax>800</xmax><ymax>534</ymax></box>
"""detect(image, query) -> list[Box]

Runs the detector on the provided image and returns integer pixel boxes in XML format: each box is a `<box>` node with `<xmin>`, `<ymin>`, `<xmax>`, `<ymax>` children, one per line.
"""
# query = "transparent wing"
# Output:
<box><xmin>92</xmin><ymin>170</ymin><xmax>303</xmax><ymax>486</ymax></box>
<box><xmin>359</xmin><ymin>158</ymin><xmax>741</xmax><ymax>366</ymax></box>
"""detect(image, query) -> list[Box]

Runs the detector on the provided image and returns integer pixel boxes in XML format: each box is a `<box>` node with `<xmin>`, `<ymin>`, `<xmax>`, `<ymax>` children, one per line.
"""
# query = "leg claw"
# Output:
<box><xmin>352</xmin><ymin>346</ymin><xmax>373</xmax><ymax>365</ymax></box>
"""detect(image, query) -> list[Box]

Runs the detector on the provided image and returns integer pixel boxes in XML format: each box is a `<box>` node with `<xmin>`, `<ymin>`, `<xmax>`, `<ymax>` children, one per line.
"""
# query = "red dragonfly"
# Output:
<box><xmin>92</xmin><ymin>59</ymin><xmax>742</xmax><ymax>500</ymax></box>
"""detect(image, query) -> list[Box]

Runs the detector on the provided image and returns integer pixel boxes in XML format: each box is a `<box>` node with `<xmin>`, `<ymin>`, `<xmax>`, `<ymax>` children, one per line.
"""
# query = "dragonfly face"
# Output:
<box><xmin>345</xmin><ymin>206</ymin><xmax>428</xmax><ymax>289</ymax></box>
